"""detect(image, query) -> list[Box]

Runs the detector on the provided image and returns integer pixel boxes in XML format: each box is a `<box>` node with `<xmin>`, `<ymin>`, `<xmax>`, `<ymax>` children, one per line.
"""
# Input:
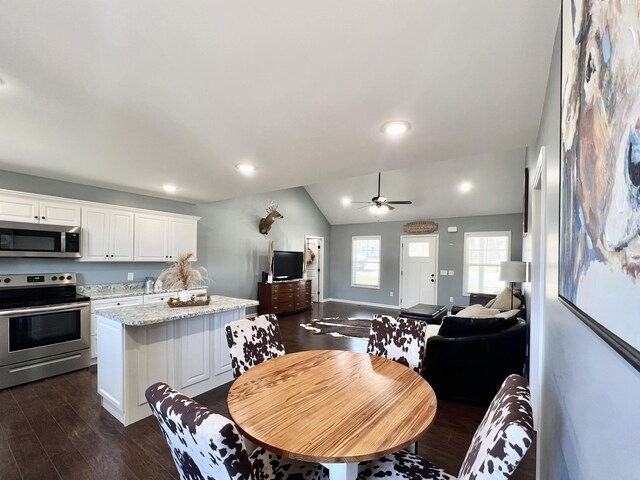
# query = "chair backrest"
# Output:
<box><xmin>457</xmin><ymin>374</ymin><xmax>534</xmax><ymax>480</ymax></box>
<box><xmin>225</xmin><ymin>314</ymin><xmax>286</xmax><ymax>378</ymax></box>
<box><xmin>145</xmin><ymin>382</ymin><xmax>254</xmax><ymax>480</ymax></box>
<box><xmin>367</xmin><ymin>315</ymin><xmax>427</xmax><ymax>373</ymax></box>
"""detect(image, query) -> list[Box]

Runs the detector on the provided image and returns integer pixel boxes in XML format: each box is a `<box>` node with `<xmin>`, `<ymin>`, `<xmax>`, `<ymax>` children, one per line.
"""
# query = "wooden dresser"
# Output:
<box><xmin>257</xmin><ymin>279</ymin><xmax>312</xmax><ymax>316</ymax></box>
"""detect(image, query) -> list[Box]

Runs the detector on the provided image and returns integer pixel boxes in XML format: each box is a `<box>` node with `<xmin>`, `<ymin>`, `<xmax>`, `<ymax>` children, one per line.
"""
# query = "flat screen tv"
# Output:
<box><xmin>273</xmin><ymin>250</ymin><xmax>304</xmax><ymax>281</ymax></box>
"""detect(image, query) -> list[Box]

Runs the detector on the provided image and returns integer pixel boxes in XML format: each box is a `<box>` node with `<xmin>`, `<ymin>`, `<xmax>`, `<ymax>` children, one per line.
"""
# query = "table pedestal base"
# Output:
<box><xmin>321</xmin><ymin>462</ymin><xmax>358</xmax><ymax>480</ymax></box>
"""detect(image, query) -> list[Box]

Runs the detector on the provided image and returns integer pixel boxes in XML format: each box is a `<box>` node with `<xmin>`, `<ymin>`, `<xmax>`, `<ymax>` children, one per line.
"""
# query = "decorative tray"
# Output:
<box><xmin>167</xmin><ymin>296</ymin><xmax>212</xmax><ymax>308</ymax></box>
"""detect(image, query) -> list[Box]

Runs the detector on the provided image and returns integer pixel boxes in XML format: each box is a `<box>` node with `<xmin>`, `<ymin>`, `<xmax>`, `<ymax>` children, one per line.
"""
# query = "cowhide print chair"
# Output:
<box><xmin>146</xmin><ymin>382</ymin><xmax>329</xmax><ymax>480</ymax></box>
<box><xmin>225</xmin><ymin>313</ymin><xmax>286</xmax><ymax>379</ymax></box>
<box><xmin>357</xmin><ymin>374</ymin><xmax>534</xmax><ymax>480</ymax></box>
<box><xmin>367</xmin><ymin>314</ymin><xmax>427</xmax><ymax>373</ymax></box>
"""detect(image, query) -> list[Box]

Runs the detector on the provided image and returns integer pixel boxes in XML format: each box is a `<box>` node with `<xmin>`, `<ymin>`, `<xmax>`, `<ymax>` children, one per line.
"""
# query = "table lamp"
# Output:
<box><xmin>499</xmin><ymin>261</ymin><xmax>527</xmax><ymax>309</ymax></box>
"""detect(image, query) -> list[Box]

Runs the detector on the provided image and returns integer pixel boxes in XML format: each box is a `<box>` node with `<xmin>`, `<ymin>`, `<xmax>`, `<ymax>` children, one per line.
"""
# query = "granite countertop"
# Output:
<box><xmin>78</xmin><ymin>282</ymin><xmax>206</xmax><ymax>300</ymax></box>
<box><xmin>96</xmin><ymin>295</ymin><xmax>259</xmax><ymax>326</ymax></box>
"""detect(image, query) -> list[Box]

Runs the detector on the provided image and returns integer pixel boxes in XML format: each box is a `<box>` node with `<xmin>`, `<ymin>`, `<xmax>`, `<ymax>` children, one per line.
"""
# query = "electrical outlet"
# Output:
<box><xmin>448</xmin><ymin>270</ymin><xmax>454</xmax><ymax>276</ymax></box>
<box><xmin>390</xmin><ymin>291</ymin><xmax>394</xmax><ymax>297</ymax></box>
<box><xmin>127</xmin><ymin>272</ymin><xmax>134</xmax><ymax>281</ymax></box>
<box><xmin>450</xmin><ymin>297</ymin><xmax>454</xmax><ymax>302</ymax></box>
<box><xmin>440</xmin><ymin>270</ymin><xmax>448</xmax><ymax>276</ymax></box>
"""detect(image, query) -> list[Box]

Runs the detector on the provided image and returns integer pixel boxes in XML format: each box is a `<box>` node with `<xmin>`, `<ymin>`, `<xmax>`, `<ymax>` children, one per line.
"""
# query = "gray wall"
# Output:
<box><xmin>527</xmin><ymin>23</ymin><xmax>640</xmax><ymax>479</ymax></box>
<box><xmin>194</xmin><ymin>187</ymin><xmax>330</xmax><ymax>314</ymax></box>
<box><xmin>0</xmin><ymin>170</ymin><xmax>197</xmax><ymax>285</ymax></box>
<box><xmin>329</xmin><ymin>213</ymin><xmax>522</xmax><ymax>307</ymax></box>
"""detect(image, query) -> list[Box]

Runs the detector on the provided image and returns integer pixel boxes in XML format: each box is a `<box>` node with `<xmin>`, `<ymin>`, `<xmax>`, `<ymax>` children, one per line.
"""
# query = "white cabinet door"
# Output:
<box><xmin>135</xmin><ymin>214</ymin><xmax>168</xmax><ymax>261</ymax></box>
<box><xmin>81</xmin><ymin>207</ymin><xmax>133</xmax><ymax>262</ymax></box>
<box><xmin>110</xmin><ymin>210</ymin><xmax>134</xmax><ymax>261</ymax></box>
<box><xmin>0</xmin><ymin>193</ymin><xmax>39</xmax><ymax>223</ymax></box>
<box><xmin>82</xmin><ymin>207</ymin><xmax>110</xmax><ymax>261</ymax></box>
<box><xmin>169</xmin><ymin>219</ymin><xmax>198</xmax><ymax>260</ymax></box>
<box><xmin>177</xmin><ymin>315</ymin><xmax>210</xmax><ymax>389</ymax></box>
<box><xmin>39</xmin><ymin>200</ymin><xmax>81</xmax><ymax>226</ymax></box>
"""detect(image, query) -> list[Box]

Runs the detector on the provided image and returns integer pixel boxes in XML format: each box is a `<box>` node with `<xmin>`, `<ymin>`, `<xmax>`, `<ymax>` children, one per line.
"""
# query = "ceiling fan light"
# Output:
<box><xmin>369</xmin><ymin>204</ymin><xmax>389</xmax><ymax>215</ymax></box>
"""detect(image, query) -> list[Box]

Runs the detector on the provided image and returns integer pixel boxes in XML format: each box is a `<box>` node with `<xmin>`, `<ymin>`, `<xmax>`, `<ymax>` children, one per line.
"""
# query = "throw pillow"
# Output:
<box><xmin>485</xmin><ymin>297</ymin><xmax>496</xmax><ymax>308</ymax></box>
<box><xmin>491</xmin><ymin>287</ymin><xmax>522</xmax><ymax>311</ymax></box>
<box><xmin>494</xmin><ymin>309</ymin><xmax>520</xmax><ymax>319</ymax></box>
<box><xmin>455</xmin><ymin>304</ymin><xmax>501</xmax><ymax>318</ymax></box>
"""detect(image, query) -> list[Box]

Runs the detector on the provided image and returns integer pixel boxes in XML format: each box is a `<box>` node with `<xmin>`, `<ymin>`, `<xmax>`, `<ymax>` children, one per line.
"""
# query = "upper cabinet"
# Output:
<box><xmin>80</xmin><ymin>207</ymin><xmax>134</xmax><ymax>262</ymax></box>
<box><xmin>0</xmin><ymin>188</ymin><xmax>199</xmax><ymax>262</ymax></box>
<box><xmin>134</xmin><ymin>214</ymin><xmax>168</xmax><ymax>261</ymax></box>
<box><xmin>134</xmin><ymin>214</ymin><xmax>198</xmax><ymax>262</ymax></box>
<box><xmin>0</xmin><ymin>193</ymin><xmax>80</xmax><ymax>226</ymax></box>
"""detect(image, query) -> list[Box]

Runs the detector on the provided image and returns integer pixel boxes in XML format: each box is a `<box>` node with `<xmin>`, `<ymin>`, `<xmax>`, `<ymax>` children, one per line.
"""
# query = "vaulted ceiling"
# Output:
<box><xmin>0</xmin><ymin>1</ymin><xmax>559</xmax><ymax>222</ymax></box>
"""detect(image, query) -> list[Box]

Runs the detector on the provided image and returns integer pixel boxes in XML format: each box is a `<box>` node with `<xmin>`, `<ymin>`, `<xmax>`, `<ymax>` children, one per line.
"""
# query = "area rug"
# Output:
<box><xmin>300</xmin><ymin>317</ymin><xmax>372</xmax><ymax>339</ymax></box>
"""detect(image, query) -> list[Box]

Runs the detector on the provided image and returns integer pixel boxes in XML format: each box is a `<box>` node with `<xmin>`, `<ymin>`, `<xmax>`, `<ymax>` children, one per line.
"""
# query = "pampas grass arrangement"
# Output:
<box><xmin>157</xmin><ymin>252</ymin><xmax>209</xmax><ymax>290</ymax></box>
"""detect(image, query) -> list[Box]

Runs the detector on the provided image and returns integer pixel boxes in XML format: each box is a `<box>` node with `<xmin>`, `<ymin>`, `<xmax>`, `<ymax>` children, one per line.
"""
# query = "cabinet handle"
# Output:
<box><xmin>34</xmin><ymin>216</ymin><xmax>39</xmax><ymax>219</ymax></box>
<box><xmin>110</xmin><ymin>254</ymin><xmax>114</xmax><ymax>257</ymax></box>
<box><xmin>42</xmin><ymin>216</ymin><xmax>46</xmax><ymax>220</ymax></box>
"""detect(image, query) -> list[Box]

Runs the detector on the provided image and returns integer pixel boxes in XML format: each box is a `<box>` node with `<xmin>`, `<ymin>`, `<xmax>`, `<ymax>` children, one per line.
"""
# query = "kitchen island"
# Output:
<box><xmin>96</xmin><ymin>295</ymin><xmax>258</xmax><ymax>426</ymax></box>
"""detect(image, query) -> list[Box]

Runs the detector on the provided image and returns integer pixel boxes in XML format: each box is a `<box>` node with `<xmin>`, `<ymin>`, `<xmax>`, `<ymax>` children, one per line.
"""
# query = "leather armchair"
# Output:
<box><xmin>422</xmin><ymin>318</ymin><xmax>527</xmax><ymax>404</ymax></box>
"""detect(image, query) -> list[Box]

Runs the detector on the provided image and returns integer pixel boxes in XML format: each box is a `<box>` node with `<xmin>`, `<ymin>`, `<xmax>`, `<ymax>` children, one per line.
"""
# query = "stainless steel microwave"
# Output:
<box><xmin>0</xmin><ymin>221</ymin><xmax>81</xmax><ymax>258</ymax></box>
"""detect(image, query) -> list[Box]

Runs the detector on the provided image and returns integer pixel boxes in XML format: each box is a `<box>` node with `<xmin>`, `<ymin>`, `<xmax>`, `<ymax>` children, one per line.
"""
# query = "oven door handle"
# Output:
<box><xmin>0</xmin><ymin>302</ymin><xmax>90</xmax><ymax>316</ymax></box>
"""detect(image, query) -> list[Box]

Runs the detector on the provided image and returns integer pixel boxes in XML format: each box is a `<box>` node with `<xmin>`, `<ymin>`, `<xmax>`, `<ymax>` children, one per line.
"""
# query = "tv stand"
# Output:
<box><xmin>257</xmin><ymin>279</ymin><xmax>311</xmax><ymax>316</ymax></box>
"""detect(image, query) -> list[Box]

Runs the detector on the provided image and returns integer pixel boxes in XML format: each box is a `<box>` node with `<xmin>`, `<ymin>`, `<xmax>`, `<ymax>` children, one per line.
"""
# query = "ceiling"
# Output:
<box><xmin>0</xmin><ymin>1</ymin><xmax>559</xmax><ymax>221</ymax></box>
<box><xmin>305</xmin><ymin>149</ymin><xmax>526</xmax><ymax>225</ymax></box>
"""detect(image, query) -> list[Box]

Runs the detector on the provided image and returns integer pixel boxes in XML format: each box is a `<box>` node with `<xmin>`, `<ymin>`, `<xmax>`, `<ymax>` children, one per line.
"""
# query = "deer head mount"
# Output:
<box><xmin>259</xmin><ymin>201</ymin><xmax>283</xmax><ymax>235</ymax></box>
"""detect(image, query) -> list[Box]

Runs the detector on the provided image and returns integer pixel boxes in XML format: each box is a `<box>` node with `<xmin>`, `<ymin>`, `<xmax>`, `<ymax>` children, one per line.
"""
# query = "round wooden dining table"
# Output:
<box><xmin>227</xmin><ymin>349</ymin><xmax>437</xmax><ymax>480</ymax></box>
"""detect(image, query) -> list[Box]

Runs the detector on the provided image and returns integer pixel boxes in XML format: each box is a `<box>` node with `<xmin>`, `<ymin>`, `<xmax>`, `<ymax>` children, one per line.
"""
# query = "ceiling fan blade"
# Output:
<box><xmin>387</xmin><ymin>205</ymin><xmax>396</xmax><ymax>211</ymax></box>
<box><xmin>351</xmin><ymin>201</ymin><xmax>371</xmax><ymax>204</ymax></box>
<box><xmin>358</xmin><ymin>204</ymin><xmax>373</xmax><ymax>209</ymax></box>
<box><xmin>386</xmin><ymin>200</ymin><xmax>412</xmax><ymax>205</ymax></box>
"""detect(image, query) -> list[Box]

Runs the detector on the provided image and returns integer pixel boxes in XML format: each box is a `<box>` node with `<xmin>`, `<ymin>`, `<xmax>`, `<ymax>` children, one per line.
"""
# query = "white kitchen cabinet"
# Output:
<box><xmin>81</xmin><ymin>207</ymin><xmax>134</xmax><ymax>261</ymax></box>
<box><xmin>0</xmin><ymin>193</ymin><xmax>80</xmax><ymax>226</ymax></box>
<box><xmin>135</xmin><ymin>214</ymin><xmax>198</xmax><ymax>262</ymax></box>
<box><xmin>135</xmin><ymin>214</ymin><xmax>169</xmax><ymax>261</ymax></box>
<box><xmin>169</xmin><ymin>218</ymin><xmax>198</xmax><ymax>260</ymax></box>
<box><xmin>90</xmin><ymin>295</ymin><xmax>143</xmax><ymax>360</ymax></box>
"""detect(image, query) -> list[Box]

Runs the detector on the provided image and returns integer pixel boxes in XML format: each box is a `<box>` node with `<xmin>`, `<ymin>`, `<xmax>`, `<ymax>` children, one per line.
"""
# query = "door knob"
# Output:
<box><xmin>431</xmin><ymin>279</ymin><xmax>435</xmax><ymax>283</ymax></box>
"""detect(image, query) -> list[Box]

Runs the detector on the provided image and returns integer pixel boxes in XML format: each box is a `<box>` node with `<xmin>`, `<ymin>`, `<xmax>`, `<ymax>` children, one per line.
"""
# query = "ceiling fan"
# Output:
<box><xmin>352</xmin><ymin>172</ymin><xmax>412</xmax><ymax>213</ymax></box>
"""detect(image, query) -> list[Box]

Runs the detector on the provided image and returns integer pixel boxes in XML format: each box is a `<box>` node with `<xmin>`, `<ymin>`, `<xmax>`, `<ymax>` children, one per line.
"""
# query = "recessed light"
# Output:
<box><xmin>458</xmin><ymin>181</ymin><xmax>473</xmax><ymax>194</ymax></box>
<box><xmin>381</xmin><ymin>120</ymin><xmax>411</xmax><ymax>136</ymax></box>
<box><xmin>341</xmin><ymin>197</ymin><xmax>351</xmax><ymax>207</ymax></box>
<box><xmin>236</xmin><ymin>163</ymin><xmax>256</xmax><ymax>176</ymax></box>
<box><xmin>163</xmin><ymin>184</ymin><xmax>177</xmax><ymax>194</ymax></box>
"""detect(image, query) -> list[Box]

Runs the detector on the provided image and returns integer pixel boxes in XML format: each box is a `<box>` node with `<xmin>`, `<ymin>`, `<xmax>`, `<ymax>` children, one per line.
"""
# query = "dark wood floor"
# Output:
<box><xmin>0</xmin><ymin>302</ymin><xmax>535</xmax><ymax>480</ymax></box>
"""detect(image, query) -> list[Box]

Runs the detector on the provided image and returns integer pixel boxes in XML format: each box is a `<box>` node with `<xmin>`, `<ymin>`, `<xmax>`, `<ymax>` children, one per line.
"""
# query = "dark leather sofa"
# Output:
<box><xmin>422</xmin><ymin>299</ymin><xmax>527</xmax><ymax>404</ymax></box>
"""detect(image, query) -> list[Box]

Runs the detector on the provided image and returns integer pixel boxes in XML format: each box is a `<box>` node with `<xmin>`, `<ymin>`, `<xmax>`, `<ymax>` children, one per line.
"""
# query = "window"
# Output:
<box><xmin>463</xmin><ymin>231</ymin><xmax>511</xmax><ymax>295</ymax></box>
<box><xmin>351</xmin><ymin>236</ymin><xmax>381</xmax><ymax>288</ymax></box>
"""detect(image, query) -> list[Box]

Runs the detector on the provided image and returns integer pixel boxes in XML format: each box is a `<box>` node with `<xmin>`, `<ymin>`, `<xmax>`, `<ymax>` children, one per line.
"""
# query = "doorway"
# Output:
<box><xmin>529</xmin><ymin>147</ymin><xmax>546</xmax><ymax>429</ymax></box>
<box><xmin>399</xmin><ymin>235</ymin><xmax>439</xmax><ymax>308</ymax></box>
<box><xmin>304</xmin><ymin>235</ymin><xmax>324</xmax><ymax>303</ymax></box>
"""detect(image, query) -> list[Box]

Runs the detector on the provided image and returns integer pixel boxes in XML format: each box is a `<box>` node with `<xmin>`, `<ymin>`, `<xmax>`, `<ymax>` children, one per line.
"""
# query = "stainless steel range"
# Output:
<box><xmin>0</xmin><ymin>273</ymin><xmax>91</xmax><ymax>389</ymax></box>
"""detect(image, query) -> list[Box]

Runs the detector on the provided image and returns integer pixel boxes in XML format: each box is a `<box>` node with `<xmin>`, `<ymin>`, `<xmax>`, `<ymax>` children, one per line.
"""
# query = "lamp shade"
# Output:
<box><xmin>499</xmin><ymin>261</ymin><xmax>527</xmax><ymax>283</ymax></box>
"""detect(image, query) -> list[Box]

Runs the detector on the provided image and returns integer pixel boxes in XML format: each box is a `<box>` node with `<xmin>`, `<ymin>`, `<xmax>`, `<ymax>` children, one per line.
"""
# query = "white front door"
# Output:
<box><xmin>305</xmin><ymin>237</ymin><xmax>322</xmax><ymax>302</ymax></box>
<box><xmin>400</xmin><ymin>235</ymin><xmax>438</xmax><ymax>308</ymax></box>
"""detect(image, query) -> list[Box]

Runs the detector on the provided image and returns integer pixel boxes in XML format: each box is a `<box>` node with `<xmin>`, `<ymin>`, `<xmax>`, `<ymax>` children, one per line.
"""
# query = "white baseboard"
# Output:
<box><xmin>322</xmin><ymin>298</ymin><xmax>400</xmax><ymax>309</ymax></box>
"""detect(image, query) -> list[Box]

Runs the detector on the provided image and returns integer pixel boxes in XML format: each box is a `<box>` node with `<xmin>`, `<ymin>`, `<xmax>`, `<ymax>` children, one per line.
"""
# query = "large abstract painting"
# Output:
<box><xmin>560</xmin><ymin>0</ymin><xmax>640</xmax><ymax>371</ymax></box>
